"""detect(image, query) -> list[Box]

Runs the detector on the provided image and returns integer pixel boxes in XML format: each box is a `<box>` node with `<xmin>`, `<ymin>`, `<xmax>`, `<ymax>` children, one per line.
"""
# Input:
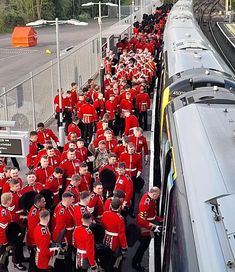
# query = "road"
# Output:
<box><xmin>0</xmin><ymin>18</ymin><xmax>118</xmax><ymax>89</ymax></box>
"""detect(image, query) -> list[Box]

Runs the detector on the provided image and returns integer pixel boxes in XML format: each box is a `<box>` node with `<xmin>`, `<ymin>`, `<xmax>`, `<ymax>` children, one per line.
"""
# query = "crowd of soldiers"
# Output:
<box><xmin>0</xmin><ymin>5</ymin><xmax>171</xmax><ymax>272</ymax></box>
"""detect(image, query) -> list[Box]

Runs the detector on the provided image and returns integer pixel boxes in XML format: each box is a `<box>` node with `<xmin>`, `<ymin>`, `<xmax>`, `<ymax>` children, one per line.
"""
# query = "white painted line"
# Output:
<box><xmin>217</xmin><ymin>22</ymin><xmax>235</xmax><ymax>49</ymax></box>
<box><xmin>149</xmin><ymin>78</ymin><xmax>158</xmax><ymax>272</ymax></box>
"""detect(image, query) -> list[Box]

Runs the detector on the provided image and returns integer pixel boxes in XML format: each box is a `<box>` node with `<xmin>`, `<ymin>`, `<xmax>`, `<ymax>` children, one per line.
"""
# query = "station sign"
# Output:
<box><xmin>0</xmin><ymin>131</ymin><xmax>29</xmax><ymax>158</ymax></box>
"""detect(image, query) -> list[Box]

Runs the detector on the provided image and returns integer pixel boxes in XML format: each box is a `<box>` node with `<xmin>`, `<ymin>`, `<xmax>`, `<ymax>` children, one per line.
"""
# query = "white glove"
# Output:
<box><xmin>153</xmin><ymin>225</ymin><xmax>162</xmax><ymax>233</ymax></box>
<box><xmin>136</xmin><ymin>171</ymin><xmax>141</xmax><ymax>178</ymax></box>
<box><xmin>144</xmin><ymin>155</ymin><xmax>148</xmax><ymax>164</ymax></box>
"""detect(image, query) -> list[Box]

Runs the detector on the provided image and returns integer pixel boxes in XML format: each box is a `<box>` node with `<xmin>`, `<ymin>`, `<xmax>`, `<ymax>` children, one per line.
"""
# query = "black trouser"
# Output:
<box><xmin>83</xmin><ymin>123</ymin><xmax>93</xmax><ymax>143</ymax></box>
<box><xmin>54</xmin><ymin>245</ymin><xmax>74</xmax><ymax>272</ymax></box>
<box><xmin>129</xmin><ymin>176</ymin><xmax>137</xmax><ymax>215</ymax></box>
<box><xmin>63</xmin><ymin>110</ymin><xmax>72</xmax><ymax>135</ymax></box>
<box><xmin>138</xmin><ymin>111</ymin><xmax>148</xmax><ymax>131</ymax></box>
<box><xmin>132</xmin><ymin>235</ymin><xmax>152</xmax><ymax>265</ymax></box>
<box><xmin>0</xmin><ymin>245</ymin><xmax>9</xmax><ymax>271</ymax></box>
<box><xmin>37</xmin><ymin>269</ymin><xmax>53</xmax><ymax>272</ymax></box>
<box><xmin>12</xmin><ymin>227</ymin><xmax>25</xmax><ymax>264</ymax></box>
<box><xmin>28</xmin><ymin>246</ymin><xmax>37</xmax><ymax>272</ymax></box>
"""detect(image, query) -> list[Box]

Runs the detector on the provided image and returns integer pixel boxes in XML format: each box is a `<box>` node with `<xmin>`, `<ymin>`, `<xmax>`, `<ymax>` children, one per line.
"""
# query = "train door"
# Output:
<box><xmin>160</xmin><ymin>147</ymin><xmax>175</xmax><ymax>272</ymax></box>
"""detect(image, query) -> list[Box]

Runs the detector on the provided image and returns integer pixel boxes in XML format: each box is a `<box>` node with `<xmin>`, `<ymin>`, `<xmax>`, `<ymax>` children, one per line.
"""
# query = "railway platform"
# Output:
<box><xmin>217</xmin><ymin>22</ymin><xmax>235</xmax><ymax>48</ymax></box>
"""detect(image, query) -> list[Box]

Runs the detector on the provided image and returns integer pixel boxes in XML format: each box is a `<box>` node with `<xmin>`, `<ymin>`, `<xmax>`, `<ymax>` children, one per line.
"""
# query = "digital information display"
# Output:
<box><xmin>0</xmin><ymin>138</ymin><xmax>23</xmax><ymax>156</ymax></box>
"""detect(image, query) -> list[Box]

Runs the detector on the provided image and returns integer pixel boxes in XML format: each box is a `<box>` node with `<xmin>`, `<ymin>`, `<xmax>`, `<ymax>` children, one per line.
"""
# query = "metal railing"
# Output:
<box><xmin>0</xmin><ymin>0</ymin><xmax>162</xmax><ymax>131</ymax></box>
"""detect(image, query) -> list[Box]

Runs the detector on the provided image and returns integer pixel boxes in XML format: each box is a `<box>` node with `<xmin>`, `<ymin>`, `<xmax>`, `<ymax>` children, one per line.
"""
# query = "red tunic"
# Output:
<box><xmin>76</xmin><ymin>147</ymin><xmax>88</xmax><ymax>162</ymax></box>
<box><xmin>136</xmin><ymin>192</ymin><xmax>162</xmax><ymax>236</ymax></box>
<box><xmin>59</xmin><ymin>158</ymin><xmax>81</xmax><ymax>188</ymax></box>
<box><xmin>34</xmin><ymin>166</ymin><xmax>54</xmax><ymax>186</ymax></box>
<box><xmin>88</xmin><ymin>192</ymin><xmax>104</xmax><ymax>221</ymax></box>
<box><xmin>129</xmin><ymin>135</ymin><xmax>149</xmax><ymax>156</ymax></box>
<box><xmin>115</xmin><ymin>174</ymin><xmax>133</xmax><ymax>207</ymax></box>
<box><xmin>123</xmin><ymin>114</ymin><xmax>139</xmax><ymax>136</ymax></box>
<box><xmin>79</xmin><ymin>173</ymin><xmax>92</xmax><ymax>192</ymax></box>
<box><xmin>0</xmin><ymin>205</ymin><xmax>12</xmax><ymax>245</ymax></box>
<box><xmin>26</xmin><ymin>140</ymin><xmax>38</xmax><ymax>168</ymax></box>
<box><xmin>8</xmin><ymin>191</ymin><xmax>22</xmax><ymax>223</ymax></box>
<box><xmin>136</xmin><ymin>93</ymin><xmax>150</xmax><ymax>112</ymax></box>
<box><xmin>73</xmin><ymin>203</ymin><xmax>88</xmax><ymax>227</ymax></box>
<box><xmin>34</xmin><ymin>224</ymin><xmax>54</xmax><ymax>269</ymax></box>
<box><xmin>78</xmin><ymin>104</ymin><xmax>97</xmax><ymax>124</ymax></box>
<box><xmin>52</xmin><ymin>203</ymin><xmax>74</xmax><ymax>245</ymax></box>
<box><xmin>101</xmin><ymin>210</ymin><xmax>127</xmax><ymax>251</ymax></box>
<box><xmin>21</xmin><ymin>183</ymin><xmax>44</xmax><ymax>195</ymax></box>
<box><xmin>68</xmin><ymin>123</ymin><xmax>81</xmax><ymax>138</ymax></box>
<box><xmin>45</xmin><ymin>174</ymin><xmax>63</xmax><ymax>205</ymax></box>
<box><xmin>105</xmin><ymin>100</ymin><xmax>116</xmax><ymax>120</ymax></box>
<box><xmin>37</xmin><ymin>128</ymin><xmax>59</xmax><ymax>145</ymax></box>
<box><xmin>119</xmin><ymin>152</ymin><xmax>142</xmax><ymax>177</ymax></box>
<box><xmin>73</xmin><ymin>225</ymin><xmax>96</xmax><ymax>268</ymax></box>
<box><xmin>65</xmin><ymin>183</ymin><xmax>80</xmax><ymax>203</ymax></box>
<box><xmin>27</xmin><ymin>205</ymin><xmax>42</xmax><ymax>247</ymax></box>
<box><xmin>2</xmin><ymin>177</ymin><xmax>23</xmax><ymax>193</ymax></box>
<box><xmin>113</xmin><ymin>144</ymin><xmax>126</xmax><ymax>159</ymax></box>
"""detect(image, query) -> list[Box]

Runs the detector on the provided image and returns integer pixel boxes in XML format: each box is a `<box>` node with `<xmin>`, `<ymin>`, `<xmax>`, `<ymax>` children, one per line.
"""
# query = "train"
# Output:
<box><xmin>153</xmin><ymin>0</ymin><xmax>235</xmax><ymax>271</ymax></box>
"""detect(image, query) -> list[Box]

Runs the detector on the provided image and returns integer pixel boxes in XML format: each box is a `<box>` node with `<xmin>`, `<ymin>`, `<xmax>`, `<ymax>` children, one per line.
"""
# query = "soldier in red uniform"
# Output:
<box><xmin>37</xmin><ymin>122</ymin><xmax>60</xmax><ymax>146</ymax></box>
<box><xmin>34</xmin><ymin>210</ymin><xmax>58</xmax><ymax>272</ymax></box>
<box><xmin>65</xmin><ymin>174</ymin><xmax>81</xmax><ymax>203</ymax></box>
<box><xmin>103</xmin><ymin>130</ymin><xmax>118</xmax><ymax>153</ymax></box>
<box><xmin>93</xmin><ymin>93</ymin><xmax>105</xmax><ymax>120</ymax></box>
<box><xmin>101</xmin><ymin>198</ymin><xmax>127</xmax><ymax>268</ymax></box>
<box><xmin>105</xmin><ymin>94</ymin><xmax>116</xmax><ymax>123</ymax></box>
<box><xmin>59</xmin><ymin>148</ymin><xmax>81</xmax><ymax>189</ymax></box>
<box><xmin>99</xmin><ymin>152</ymin><xmax>118</xmax><ymax>176</ymax></box>
<box><xmin>115</xmin><ymin>162</ymin><xmax>133</xmax><ymax>211</ymax></box>
<box><xmin>135</xmin><ymin>87</ymin><xmax>150</xmax><ymax>131</ymax></box>
<box><xmin>0</xmin><ymin>166</ymin><xmax>11</xmax><ymax>194</ymax></box>
<box><xmin>67</xmin><ymin>116</ymin><xmax>81</xmax><ymax>140</ymax></box>
<box><xmin>2</xmin><ymin>167</ymin><xmax>23</xmax><ymax>193</ymax></box>
<box><xmin>21</xmin><ymin>170</ymin><xmax>44</xmax><ymax>195</ymax></box>
<box><xmin>70</xmin><ymin>82</ymin><xmax>78</xmax><ymax>109</ymax></box>
<box><xmin>73</xmin><ymin>191</ymin><xmax>90</xmax><ymax>227</ymax></box>
<box><xmin>52</xmin><ymin>192</ymin><xmax>74</xmax><ymax>271</ymax></box>
<box><xmin>88</xmin><ymin>182</ymin><xmax>104</xmax><ymax>222</ymax></box>
<box><xmin>7</xmin><ymin>179</ymin><xmax>26</xmax><ymax>270</ymax></box>
<box><xmin>73</xmin><ymin>212</ymin><xmax>97</xmax><ymax>272</ymax></box>
<box><xmin>119</xmin><ymin>143</ymin><xmax>142</xmax><ymax>217</ymax></box>
<box><xmin>78</xmin><ymin>97</ymin><xmax>97</xmax><ymax>143</ymax></box>
<box><xmin>34</xmin><ymin>156</ymin><xmax>54</xmax><ymax>186</ymax></box>
<box><xmin>129</xmin><ymin>127</ymin><xmax>149</xmax><ymax>163</ymax></box>
<box><xmin>52</xmin><ymin>192</ymin><xmax>74</xmax><ymax>245</ymax></box>
<box><xmin>0</xmin><ymin>193</ymin><xmax>12</xmax><ymax>271</ymax></box>
<box><xmin>113</xmin><ymin>136</ymin><xmax>129</xmax><ymax>159</ymax></box>
<box><xmin>45</xmin><ymin>167</ymin><xmax>63</xmax><ymax>206</ymax></box>
<box><xmin>132</xmin><ymin>187</ymin><xmax>162</xmax><ymax>271</ymax></box>
<box><xmin>79</xmin><ymin>162</ymin><xmax>92</xmax><ymax>192</ymax></box>
<box><xmin>26</xmin><ymin>131</ymin><xmax>39</xmax><ymax>169</ymax></box>
<box><xmin>123</xmin><ymin>110</ymin><xmax>139</xmax><ymax>136</ymax></box>
<box><xmin>76</xmin><ymin>139</ymin><xmax>88</xmax><ymax>163</ymax></box>
<box><xmin>27</xmin><ymin>194</ymin><xmax>46</xmax><ymax>272</ymax></box>
<box><xmin>103</xmin><ymin>189</ymin><xmax>125</xmax><ymax>212</ymax></box>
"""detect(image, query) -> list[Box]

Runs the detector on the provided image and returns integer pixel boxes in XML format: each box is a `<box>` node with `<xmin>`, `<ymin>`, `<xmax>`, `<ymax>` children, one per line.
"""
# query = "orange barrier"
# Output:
<box><xmin>12</xmin><ymin>27</ymin><xmax>37</xmax><ymax>48</ymax></box>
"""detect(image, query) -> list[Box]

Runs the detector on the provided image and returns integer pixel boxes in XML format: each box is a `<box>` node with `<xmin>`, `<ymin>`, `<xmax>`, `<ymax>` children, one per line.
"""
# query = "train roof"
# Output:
<box><xmin>171</xmin><ymin>87</ymin><xmax>235</xmax><ymax>271</ymax></box>
<box><xmin>163</xmin><ymin>0</ymin><xmax>233</xmax><ymax>79</ymax></box>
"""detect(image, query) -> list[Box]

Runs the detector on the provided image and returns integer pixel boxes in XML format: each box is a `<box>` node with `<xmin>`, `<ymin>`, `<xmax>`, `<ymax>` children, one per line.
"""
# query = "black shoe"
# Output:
<box><xmin>132</xmin><ymin>263</ymin><xmax>145</xmax><ymax>271</ymax></box>
<box><xmin>14</xmin><ymin>263</ymin><xmax>26</xmax><ymax>271</ymax></box>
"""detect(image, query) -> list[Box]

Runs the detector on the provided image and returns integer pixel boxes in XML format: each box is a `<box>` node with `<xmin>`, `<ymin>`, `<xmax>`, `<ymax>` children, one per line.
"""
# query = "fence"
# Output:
<box><xmin>0</xmin><ymin>0</ymin><xmax>162</xmax><ymax>131</ymax></box>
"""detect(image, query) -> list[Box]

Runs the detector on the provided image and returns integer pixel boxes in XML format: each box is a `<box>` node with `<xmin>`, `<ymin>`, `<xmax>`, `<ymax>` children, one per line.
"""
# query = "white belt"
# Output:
<box><xmin>147</xmin><ymin>216</ymin><xmax>155</xmax><ymax>221</ymax></box>
<box><xmin>130</xmin><ymin>127</ymin><xmax>137</xmax><ymax>131</ymax></box>
<box><xmin>126</xmin><ymin>168</ymin><xmax>137</xmax><ymax>172</ymax></box>
<box><xmin>77</xmin><ymin>248</ymin><xmax>87</xmax><ymax>254</ymax></box>
<box><xmin>66</xmin><ymin>227</ymin><xmax>74</xmax><ymax>231</ymax></box>
<box><xmin>83</xmin><ymin>114</ymin><xmax>93</xmax><ymax>116</ymax></box>
<box><xmin>36</xmin><ymin>248</ymin><xmax>40</xmax><ymax>252</ymax></box>
<box><xmin>66</xmin><ymin>178</ymin><xmax>72</xmax><ymax>180</ymax></box>
<box><xmin>105</xmin><ymin>230</ymin><xmax>118</xmax><ymax>237</ymax></box>
<box><xmin>141</xmin><ymin>103</ymin><xmax>147</xmax><ymax>105</ymax></box>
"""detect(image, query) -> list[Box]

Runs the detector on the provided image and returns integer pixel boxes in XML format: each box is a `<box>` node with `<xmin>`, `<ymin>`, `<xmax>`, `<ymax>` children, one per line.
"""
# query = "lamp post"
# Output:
<box><xmin>26</xmin><ymin>18</ymin><xmax>88</xmax><ymax>147</ymax></box>
<box><xmin>82</xmin><ymin>2</ymin><xmax>118</xmax><ymax>68</ymax></box>
<box><xmin>119</xmin><ymin>0</ymin><xmax>121</xmax><ymax>23</ymax></box>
